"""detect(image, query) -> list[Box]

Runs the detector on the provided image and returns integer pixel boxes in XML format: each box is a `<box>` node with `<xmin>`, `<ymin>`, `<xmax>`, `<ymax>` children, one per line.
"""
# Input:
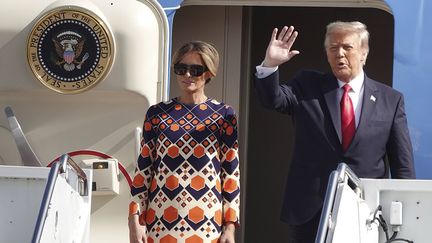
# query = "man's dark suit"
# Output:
<box><xmin>255</xmin><ymin>69</ymin><xmax>416</xmax><ymax>225</ymax></box>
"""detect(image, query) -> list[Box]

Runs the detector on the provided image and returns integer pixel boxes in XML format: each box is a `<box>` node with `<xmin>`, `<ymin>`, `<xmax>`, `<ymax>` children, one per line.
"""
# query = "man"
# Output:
<box><xmin>254</xmin><ymin>21</ymin><xmax>415</xmax><ymax>243</ymax></box>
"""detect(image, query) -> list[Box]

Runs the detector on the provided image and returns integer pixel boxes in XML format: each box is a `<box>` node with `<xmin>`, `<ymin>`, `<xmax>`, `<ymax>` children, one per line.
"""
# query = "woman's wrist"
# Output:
<box><xmin>223</xmin><ymin>222</ymin><xmax>235</xmax><ymax>232</ymax></box>
<box><xmin>129</xmin><ymin>202</ymin><xmax>140</xmax><ymax>216</ymax></box>
<box><xmin>128</xmin><ymin>201</ymin><xmax>142</xmax><ymax>224</ymax></box>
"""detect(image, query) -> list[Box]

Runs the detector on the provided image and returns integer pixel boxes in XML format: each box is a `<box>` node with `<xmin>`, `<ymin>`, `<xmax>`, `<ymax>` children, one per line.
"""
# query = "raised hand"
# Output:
<box><xmin>263</xmin><ymin>26</ymin><xmax>300</xmax><ymax>67</ymax></box>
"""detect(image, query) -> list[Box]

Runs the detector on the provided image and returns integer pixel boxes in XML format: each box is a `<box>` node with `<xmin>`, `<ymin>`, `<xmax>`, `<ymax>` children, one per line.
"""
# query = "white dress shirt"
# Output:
<box><xmin>337</xmin><ymin>71</ymin><xmax>364</xmax><ymax>128</ymax></box>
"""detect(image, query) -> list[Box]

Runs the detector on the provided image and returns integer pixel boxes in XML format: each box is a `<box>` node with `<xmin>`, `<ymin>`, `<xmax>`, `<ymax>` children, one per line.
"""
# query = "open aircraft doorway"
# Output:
<box><xmin>172</xmin><ymin>3</ymin><xmax>394</xmax><ymax>242</ymax></box>
<box><xmin>246</xmin><ymin>7</ymin><xmax>393</xmax><ymax>242</ymax></box>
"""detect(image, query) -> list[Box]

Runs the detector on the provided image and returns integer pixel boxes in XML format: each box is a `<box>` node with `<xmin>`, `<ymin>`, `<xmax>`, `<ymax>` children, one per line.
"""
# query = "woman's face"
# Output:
<box><xmin>174</xmin><ymin>51</ymin><xmax>211</xmax><ymax>95</ymax></box>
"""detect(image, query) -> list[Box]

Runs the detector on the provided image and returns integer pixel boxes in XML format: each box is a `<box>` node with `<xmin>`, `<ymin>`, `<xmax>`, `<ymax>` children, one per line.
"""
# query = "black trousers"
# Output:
<box><xmin>287</xmin><ymin>210</ymin><xmax>322</xmax><ymax>243</ymax></box>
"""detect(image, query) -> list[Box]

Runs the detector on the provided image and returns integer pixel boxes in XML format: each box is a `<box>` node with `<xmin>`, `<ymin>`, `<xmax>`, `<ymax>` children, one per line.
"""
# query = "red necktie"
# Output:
<box><xmin>341</xmin><ymin>84</ymin><xmax>355</xmax><ymax>151</ymax></box>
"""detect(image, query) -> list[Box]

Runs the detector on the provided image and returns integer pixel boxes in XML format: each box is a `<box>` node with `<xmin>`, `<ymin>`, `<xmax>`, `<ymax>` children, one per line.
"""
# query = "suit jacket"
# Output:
<box><xmin>254</xmin><ymin>70</ymin><xmax>415</xmax><ymax>225</ymax></box>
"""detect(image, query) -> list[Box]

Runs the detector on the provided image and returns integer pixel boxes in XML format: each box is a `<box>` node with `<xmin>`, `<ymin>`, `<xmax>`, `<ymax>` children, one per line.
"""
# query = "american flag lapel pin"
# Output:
<box><xmin>370</xmin><ymin>95</ymin><xmax>376</xmax><ymax>102</ymax></box>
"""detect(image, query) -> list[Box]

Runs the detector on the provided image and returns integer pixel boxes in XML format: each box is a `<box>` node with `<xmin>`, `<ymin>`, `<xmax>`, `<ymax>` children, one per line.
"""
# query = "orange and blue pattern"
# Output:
<box><xmin>131</xmin><ymin>98</ymin><xmax>240</xmax><ymax>243</ymax></box>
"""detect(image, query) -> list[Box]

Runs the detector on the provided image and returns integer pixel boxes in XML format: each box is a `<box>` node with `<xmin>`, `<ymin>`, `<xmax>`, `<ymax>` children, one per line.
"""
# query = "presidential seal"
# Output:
<box><xmin>27</xmin><ymin>7</ymin><xmax>114</xmax><ymax>94</ymax></box>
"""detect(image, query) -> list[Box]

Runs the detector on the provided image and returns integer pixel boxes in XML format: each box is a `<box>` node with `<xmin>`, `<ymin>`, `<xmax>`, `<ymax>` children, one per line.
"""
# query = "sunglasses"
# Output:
<box><xmin>174</xmin><ymin>63</ymin><xmax>208</xmax><ymax>77</ymax></box>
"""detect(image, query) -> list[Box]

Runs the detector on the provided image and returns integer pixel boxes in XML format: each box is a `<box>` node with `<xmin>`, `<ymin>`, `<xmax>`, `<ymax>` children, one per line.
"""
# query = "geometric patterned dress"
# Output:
<box><xmin>131</xmin><ymin>98</ymin><xmax>240</xmax><ymax>243</ymax></box>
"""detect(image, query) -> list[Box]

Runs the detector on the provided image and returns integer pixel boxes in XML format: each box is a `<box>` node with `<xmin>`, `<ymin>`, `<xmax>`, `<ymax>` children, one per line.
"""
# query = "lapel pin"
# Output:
<box><xmin>370</xmin><ymin>95</ymin><xmax>376</xmax><ymax>102</ymax></box>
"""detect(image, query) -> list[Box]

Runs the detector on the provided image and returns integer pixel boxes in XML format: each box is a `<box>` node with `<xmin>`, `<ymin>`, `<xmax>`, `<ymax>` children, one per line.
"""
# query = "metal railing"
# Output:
<box><xmin>315</xmin><ymin>163</ymin><xmax>362</xmax><ymax>243</ymax></box>
<box><xmin>31</xmin><ymin>154</ymin><xmax>88</xmax><ymax>243</ymax></box>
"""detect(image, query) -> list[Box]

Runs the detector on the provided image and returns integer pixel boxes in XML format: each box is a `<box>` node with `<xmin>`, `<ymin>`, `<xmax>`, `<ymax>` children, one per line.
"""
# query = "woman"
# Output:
<box><xmin>129</xmin><ymin>41</ymin><xmax>240</xmax><ymax>243</ymax></box>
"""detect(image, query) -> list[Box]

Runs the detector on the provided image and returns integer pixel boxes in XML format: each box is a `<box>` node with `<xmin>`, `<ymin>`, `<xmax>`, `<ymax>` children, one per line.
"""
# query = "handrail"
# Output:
<box><xmin>49</xmin><ymin>150</ymin><xmax>132</xmax><ymax>188</ymax></box>
<box><xmin>336</xmin><ymin>163</ymin><xmax>361</xmax><ymax>190</ymax></box>
<box><xmin>31</xmin><ymin>154</ymin><xmax>88</xmax><ymax>243</ymax></box>
<box><xmin>315</xmin><ymin>170</ymin><xmax>339</xmax><ymax>243</ymax></box>
<box><xmin>65</xmin><ymin>154</ymin><xmax>88</xmax><ymax>196</ymax></box>
<box><xmin>31</xmin><ymin>156</ymin><xmax>62</xmax><ymax>243</ymax></box>
<box><xmin>315</xmin><ymin>162</ymin><xmax>363</xmax><ymax>243</ymax></box>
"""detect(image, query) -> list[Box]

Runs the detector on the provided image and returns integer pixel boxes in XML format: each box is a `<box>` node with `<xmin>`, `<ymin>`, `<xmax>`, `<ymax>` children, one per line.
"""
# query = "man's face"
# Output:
<box><xmin>326</xmin><ymin>31</ymin><xmax>367</xmax><ymax>83</ymax></box>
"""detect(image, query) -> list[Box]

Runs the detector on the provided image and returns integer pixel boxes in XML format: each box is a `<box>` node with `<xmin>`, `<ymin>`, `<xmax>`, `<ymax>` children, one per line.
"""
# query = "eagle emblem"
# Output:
<box><xmin>52</xmin><ymin>31</ymin><xmax>89</xmax><ymax>71</ymax></box>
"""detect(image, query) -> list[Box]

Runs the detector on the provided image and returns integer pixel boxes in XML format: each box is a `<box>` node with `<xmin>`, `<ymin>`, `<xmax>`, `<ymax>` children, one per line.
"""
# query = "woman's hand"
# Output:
<box><xmin>220</xmin><ymin>222</ymin><xmax>236</xmax><ymax>243</ymax></box>
<box><xmin>128</xmin><ymin>215</ymin><xmax>147</xmax><ymax>243</ymax></box>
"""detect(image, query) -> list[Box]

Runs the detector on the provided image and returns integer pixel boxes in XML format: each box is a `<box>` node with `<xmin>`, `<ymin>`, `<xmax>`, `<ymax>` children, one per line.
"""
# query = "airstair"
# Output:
<box><xmin>317</xmin><ymin>163</ymin><xmax>432</xmax><ymax>243</ymax></box>
<box><xmin>0</xmin><ymin>107</ymin><xmax>92</xmax><ymax>243</ymax></box>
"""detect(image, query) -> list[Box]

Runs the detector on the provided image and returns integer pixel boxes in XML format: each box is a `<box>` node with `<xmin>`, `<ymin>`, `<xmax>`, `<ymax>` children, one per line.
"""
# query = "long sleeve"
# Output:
<box><xmin>254</xmin><ymin>70</ymin><xmax>299</xmax><ymax>114</ymax></box>
<box><xmin>387</xmin><ymin>94</ymin><xmax>416</xmax><ymax>179</ymax></box>
<box><xmin>219</xmin><ymin>106</ymin><xmax>240</xmax><ymax>225</ymax></box>
<box><xmin>131</xmin><ymin>110</ymin><xmax>157</xmax><ymax>223</ymax></box>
